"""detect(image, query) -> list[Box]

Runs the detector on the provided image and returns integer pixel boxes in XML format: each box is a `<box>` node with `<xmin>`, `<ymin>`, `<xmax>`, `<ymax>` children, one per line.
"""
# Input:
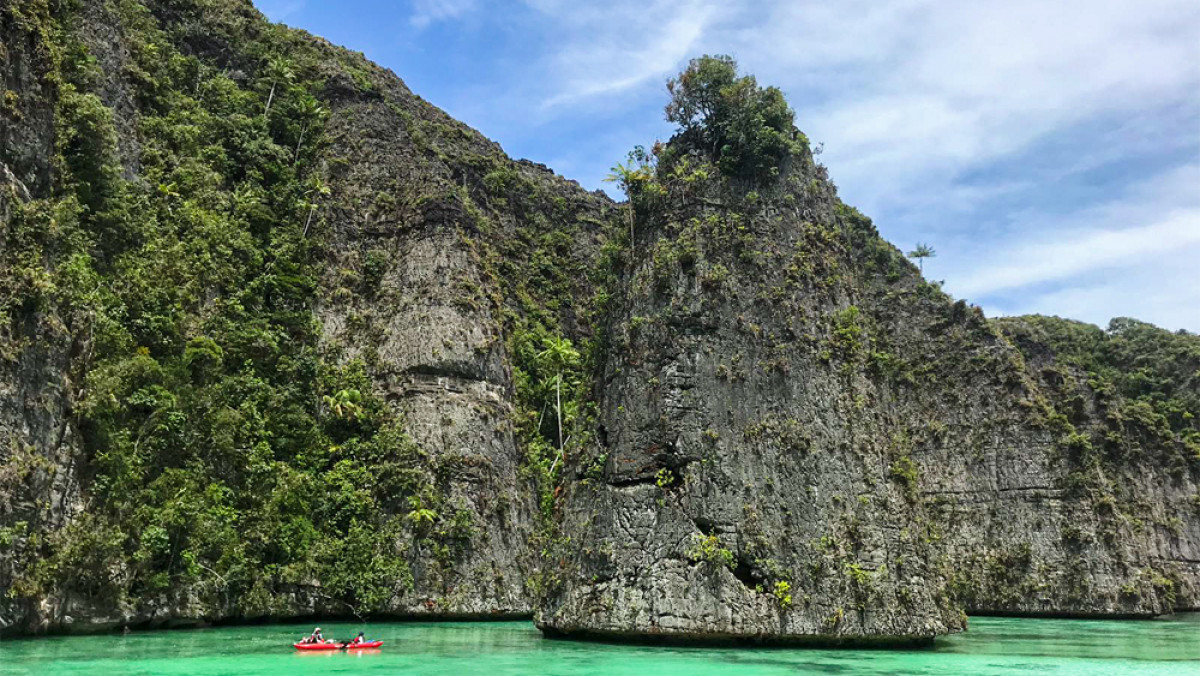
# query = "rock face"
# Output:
<box><xmin>946</xmin><ymin>317</ymin><xmax>1200</xmax><ymax>616</ymax></box>
<box><xmin>535</xmin><ymin>141</ymin><xmax>1199</xmax><ymax>641</ymax></box>
<box><xmin>536</xmin><ymin>151</ymin><xmax>965</xmax><ymax>643</ymax></box>
<box><xmin>0</xmin><ymin>1</ymin><xmax>86</xmax><ymax>633</ymax></box>
<box><xmin>311</xmin><ymin>59</ymin><xmax>613</xmax><ymax>615</ymax></box>
<box><xmin>0</xmin><ymin>0</ymin><xmax>611</xmax><ymax>633</ymax></box>
<box><xmin>2</xmin><ymin>0</ymin><xmax>1197</xmax><ymax>642</ymax></box>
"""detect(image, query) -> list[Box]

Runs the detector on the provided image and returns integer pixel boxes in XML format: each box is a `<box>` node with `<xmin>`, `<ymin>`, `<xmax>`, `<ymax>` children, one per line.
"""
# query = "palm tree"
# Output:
<box><xmin>536</xmin><ymin>336</ymin><xmax>580</xmax><ymax>454</ymax></box>
<box><xmin>604</xmin><ymin>148</ymin><xmax>656</xmax><ymax>245</ymax></box>
<box><xmin>906</xmin><ymin>243</ymin><xmax>936</xmax><ymax>272</ymax></box>
<box><xmin>302</xmin><ymin>177</ymin><xmax>331</xmax><ymax>237</ymax></box>
<box><xmin>604</xmin><ymin>160</ymin><xmax>640</xmax><ymax>244</ymax></box>
<box><xmin>292</xmin><ymin>94</ymin><xmax>327</xmax><ymax>166</ymax></box>
<box><xmin>263</xmin><ymin>56</ymin><xmax>295</xmax><ymax>117</ymax></box>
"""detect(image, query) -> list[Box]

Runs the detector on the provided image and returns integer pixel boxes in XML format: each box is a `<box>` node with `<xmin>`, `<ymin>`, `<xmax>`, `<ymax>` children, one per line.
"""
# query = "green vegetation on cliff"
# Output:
<box><xmin>0</xmin><ymin>0</ymin><xmax>431</xmax><ymax>617</ymax></box>
<box><xmin>539</xmin><ymin>53</ymin><xmax>1199</xmax><ymax>643</ymax></box>
<box><xmin>2</xmin><ymin>0</ymin><xmax>616</xmax><ymax>627</ymax></box>
<box><xmin>663</xmin><ymin>54</ymin><xmax>803</xmax><ymax>181</ymax></box>
<box><xmin>998</xmin><ymin>315</ymin><xmax>1200</xmax><ymax>470</ymax></box>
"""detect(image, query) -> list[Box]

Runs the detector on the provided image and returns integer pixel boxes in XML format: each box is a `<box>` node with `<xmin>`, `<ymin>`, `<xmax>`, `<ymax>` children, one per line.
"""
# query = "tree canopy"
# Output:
<box><xmin>663</xmin><ymin>55</ymin><xmax>802</xmax><ymax>181</ymax></box>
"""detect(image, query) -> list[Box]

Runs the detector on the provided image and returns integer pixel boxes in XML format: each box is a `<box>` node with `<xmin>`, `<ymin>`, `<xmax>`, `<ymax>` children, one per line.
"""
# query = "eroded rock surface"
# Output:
<box><xmin>536</xmin><ymin>142</ymin><xmax>1199</xmax><ymax>641</ymax></box>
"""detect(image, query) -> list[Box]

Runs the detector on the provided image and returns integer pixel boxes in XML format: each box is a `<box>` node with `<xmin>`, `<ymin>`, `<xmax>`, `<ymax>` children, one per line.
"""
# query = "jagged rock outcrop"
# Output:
<box><xmin>536</xmin><ymin>146</ymin><xmax>974</xmax><ymax>643</ymax></box>
<box><xmin>535</xmin><ymin>136</ymin><xmax>1199</xmax><ymax>640</ymax></box>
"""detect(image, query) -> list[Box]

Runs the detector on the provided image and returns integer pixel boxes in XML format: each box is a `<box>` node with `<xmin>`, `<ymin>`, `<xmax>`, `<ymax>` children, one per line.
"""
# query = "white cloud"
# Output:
<box><xmin>983</xmin><ymin>253</ymin><xmax>1200</xmax><ymax>333</ymax></box>
<box><xmin>747</xmin><ymin>0</ymin><xmax>1200</xmax><ymax>195</ymax></box>
<box><xmin>723</xmin><ymin>0</ymin><xmax>1200</xmax><ymax>329</ymax></box>
<box><xmin>957</xmin><ymin>209</ymin><xmax>1200</xmax><ymax>296</ymax></box>
<box><xmin>535</xmin><ymin>0</ymin><xmax>723</xmax><ymax>109</ymax></box>
<box><xmin>951</xmin><ymin>164</ymin><xmax>1200</xmax><ymax>299</ymax></box>
<box><xmin>410</xmin><ymin>0</ymin><xmax>478</xmax><ymax>29</ymax></box>
<box><xmin>514</xmin><ymin>0</ymin><xmax>1197</xmax><ymax>192</ymax></box>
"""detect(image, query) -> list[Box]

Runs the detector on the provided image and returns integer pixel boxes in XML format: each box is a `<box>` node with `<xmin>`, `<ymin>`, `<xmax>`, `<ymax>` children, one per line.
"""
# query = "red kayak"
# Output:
<box><xmin>293</xmin><ymin>641</ymin><xmax>383</xmax><ymax>650</ymax></box>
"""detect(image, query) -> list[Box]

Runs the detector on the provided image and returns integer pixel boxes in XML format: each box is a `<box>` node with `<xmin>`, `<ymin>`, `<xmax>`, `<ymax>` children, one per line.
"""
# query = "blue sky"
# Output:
<box><xmin>256</xmin><ymin>0</ymin><xmax>1200</xmax><ymax>332</ymax></box>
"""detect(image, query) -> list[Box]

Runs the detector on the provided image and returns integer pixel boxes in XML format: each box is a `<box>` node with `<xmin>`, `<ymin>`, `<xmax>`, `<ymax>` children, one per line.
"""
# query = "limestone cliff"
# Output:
<box><xmin>534</xmin><ymin>68</ymin><xmax>1199</xmax><ymax>639</ymax></box>
<box><xmin>1</xmin><ymin>0</ymin><xmax>612</xmax><ymax>633</ymax></box>
<box><xmin>954</xmin><ymin>316</ymin><xmax>1200</xmax><ymax>615</ymax></box>
<box><xmin>536</xmin><ymin>147</ymin><xmax>969</xmax><ymax>644</ymax></box>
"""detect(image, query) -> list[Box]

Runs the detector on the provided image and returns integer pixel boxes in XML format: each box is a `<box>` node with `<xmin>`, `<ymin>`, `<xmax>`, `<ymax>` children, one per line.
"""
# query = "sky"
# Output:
<box><xmin>256</xmin><ymin>0</ymin><xmax>1200</xmax><ymax>332</ymax></box>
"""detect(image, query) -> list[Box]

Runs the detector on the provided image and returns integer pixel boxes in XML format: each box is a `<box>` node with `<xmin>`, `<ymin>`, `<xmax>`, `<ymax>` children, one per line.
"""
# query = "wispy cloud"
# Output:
<box><xmin>410</xmin><ymin>0</ymin><xmax>478</xmax><ymax>29</ymax></box>
<box><xmin>741</xmin><ymin>0</ymin><xmax>1200</xmax><ymax>194</ymax></box>
<box><xmin>530</xmin><ymin>0</ymin><xmax>724</xmax><ymax>109</ymax></box>
<box><xmin>990</xmin><ymin>258</ymin><xmax>1200</xmax><ymax>332</ymax></box>
<box><xmin>972</xmin><ymin>208</ymin><xmax>1200</xmax><ymax>297</ymax></box>
<box><xmin>721</xmin><ymin>0</ymin><xmax>1200</xmax><ymax>330</ymax></box>
<box><xmin>517</xmin><ymin>0</ymin><xmax>1200</xmax><ymax>329</ymax></box>
<box><xmin>953</xmin><ymin>164</ymin><xmax>1200</xmax><ymax>299</ymax></box>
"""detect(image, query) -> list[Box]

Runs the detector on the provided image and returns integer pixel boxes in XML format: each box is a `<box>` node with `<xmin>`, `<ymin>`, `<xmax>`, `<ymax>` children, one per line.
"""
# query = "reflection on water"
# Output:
<box><xmin>1</xmin><ymin>614</ymin><xmax>1197</xmax><ymax>676</ymax></box>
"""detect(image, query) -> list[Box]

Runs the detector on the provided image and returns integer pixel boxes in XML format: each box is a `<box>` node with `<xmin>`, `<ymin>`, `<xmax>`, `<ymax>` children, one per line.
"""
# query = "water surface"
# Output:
<box><xmin>2</xmin><ymin>615</ymin><xmax>1197</xmax><ymax>675</ymax></box>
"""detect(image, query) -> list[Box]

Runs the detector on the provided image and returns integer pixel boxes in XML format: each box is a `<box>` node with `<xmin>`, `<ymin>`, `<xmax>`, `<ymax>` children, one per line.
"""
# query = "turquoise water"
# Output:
<box><xmin>1</xmin><ymin>615</ymin><xmax>1197</xmax><ymax>675</ymax></box>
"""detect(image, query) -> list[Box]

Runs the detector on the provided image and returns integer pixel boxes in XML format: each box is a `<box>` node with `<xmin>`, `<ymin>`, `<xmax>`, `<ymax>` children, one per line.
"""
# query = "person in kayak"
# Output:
<box><xmin>304</xmin><ymin>627</ymin><xmax>325</xmax><ymax>644</ymax></box>
<box><xmin>349</xmin><ymin>631</ymin><xmax>366</xmax><ymax>645</ymax></box>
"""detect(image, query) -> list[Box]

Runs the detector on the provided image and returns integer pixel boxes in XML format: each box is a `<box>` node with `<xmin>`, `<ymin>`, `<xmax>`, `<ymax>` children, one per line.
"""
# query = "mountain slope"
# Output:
<box><xmin>1</xmin><ymin>0</ymin><xmax>613</xmax><ymax>633</ymax></box>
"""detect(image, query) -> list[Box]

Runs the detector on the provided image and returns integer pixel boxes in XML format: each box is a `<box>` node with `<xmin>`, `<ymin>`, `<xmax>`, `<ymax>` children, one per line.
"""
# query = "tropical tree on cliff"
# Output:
<box><xmin>302</xmin><ymin>176</ymin><xmax>330</xmax><ymax>237</ymax></box>
<box><xmin>604</xmin><ymin>147</ymin><xmax>656</xmax><ymax>243</ymax></box>
<box><xmin>537</xmin><ymin>336</ymin><xmax>580</xmax><ymax>457</ymax></box>
<box><xmin>663</xmin><ymin>54</ymin><xmax>801</xmax><ymax>180</ymax></box>
<box><xmin>262</xmin><ymin>55</ymin><xmax>295</xmax><ymax>117</ymax></box>
<box><xmin>907</xmin><ymin>243</ymin><xmax>936</xmax><ymax>272</ymax></box>
<box><xmin>292</xmin><ymin>94</ymin><xmax>328</xmax><ymax>165</ymax></box>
